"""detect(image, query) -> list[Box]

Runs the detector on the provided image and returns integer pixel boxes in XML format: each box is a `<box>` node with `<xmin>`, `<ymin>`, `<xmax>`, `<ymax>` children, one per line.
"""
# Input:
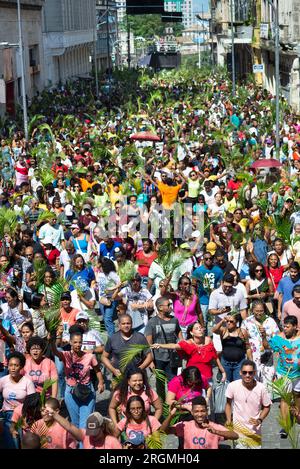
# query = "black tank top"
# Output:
<box><xmin>221</xmin><ymin>334</ymin><xmax>246</xmax><ymax>362</ymax></box>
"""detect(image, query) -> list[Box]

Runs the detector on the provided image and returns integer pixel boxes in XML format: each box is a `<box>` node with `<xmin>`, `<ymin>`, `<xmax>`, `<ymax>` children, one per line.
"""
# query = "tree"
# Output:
<box><xmin>120</xmin><ymin>15</ymin><xmax>183</xmax><ymax>39</ymax></box>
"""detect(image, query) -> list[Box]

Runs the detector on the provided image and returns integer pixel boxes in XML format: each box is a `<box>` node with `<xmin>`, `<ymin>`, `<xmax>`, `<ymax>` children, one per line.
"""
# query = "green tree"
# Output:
<box><xmin>120</xmin><ymin>14</ymin><xmax>183</xmax><ymax>39</ymax></box>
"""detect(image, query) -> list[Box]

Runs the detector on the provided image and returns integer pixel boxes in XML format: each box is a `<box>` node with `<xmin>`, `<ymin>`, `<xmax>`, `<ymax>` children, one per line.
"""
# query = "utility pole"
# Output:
<box><xmin>230</xmin><ymin>0</ymin><xmax>236</xmax><ymax>97</ymax></box>
<box><xmin>17</xmin><ymin>0</ymin><xmax>28</xmax><ymax>141</ymax></box>
<box><xmin>106</xmin><ymin>0</ymin><xmax>110</xmax><ymax>75</ymax></box>
<box><xmin>274</xmin><ymin>0</ymin><xmax>280</xmax><ymax>159</ymax></box>
<box><xmin>94</xmin><ymin>5</ymin><xmax>99</xmax><ymax>97</ymax></box>
<box><xmin>127</xmin><ymin>15</ymin><xmax>131</xmax><ymax>68</ymax></box>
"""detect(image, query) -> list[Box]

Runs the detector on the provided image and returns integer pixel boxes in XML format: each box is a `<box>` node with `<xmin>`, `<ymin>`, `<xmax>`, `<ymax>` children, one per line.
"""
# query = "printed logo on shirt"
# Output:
<box><xmin>192</xmin><ymin>436</ymin><xmax>206</xmax><ymax>446</ymax></box>
<box><xmin>8</xmin><ymin>392</ymin><xmax>17</xmax><ymax>401</ymax></box>
<box><xmin>29</xmin><ymin>370</ymin><xmax>43</xmax><ymax>377</ymax></box>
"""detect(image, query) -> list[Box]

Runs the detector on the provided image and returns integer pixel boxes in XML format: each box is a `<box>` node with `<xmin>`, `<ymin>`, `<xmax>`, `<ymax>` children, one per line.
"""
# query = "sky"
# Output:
<box><xmin>193</xmin><ymin>0</ymin><xmax>209</xmax><ymax>13</ymax></box>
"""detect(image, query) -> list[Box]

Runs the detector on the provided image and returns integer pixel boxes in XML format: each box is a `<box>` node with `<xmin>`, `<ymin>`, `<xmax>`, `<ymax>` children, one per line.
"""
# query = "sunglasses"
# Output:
<box><xmin>241</xmin><ymin>371</ymin><xmax>254</xmax><ymax>375</ymax></box>
<box><xmin>204</xmin><ymin>256</ymin><xmax>213</xmax><ymax>260</ymax></box>
<box><xmin>255</xmin><ymin>269</ymin><xmax>263</xmax><ymax>272</ymax></box>
<box><xmin>226</xmin><ymin>320</ymin><xmax>235</xmax><ymax>324</ymax></box>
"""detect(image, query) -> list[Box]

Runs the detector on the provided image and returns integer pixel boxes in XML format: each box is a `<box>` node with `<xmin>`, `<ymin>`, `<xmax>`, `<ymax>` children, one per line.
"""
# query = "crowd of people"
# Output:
<box><xmin>0</xmin><ymin>67</ymin><xmax>300</xmax><ymax>450</ymax></box>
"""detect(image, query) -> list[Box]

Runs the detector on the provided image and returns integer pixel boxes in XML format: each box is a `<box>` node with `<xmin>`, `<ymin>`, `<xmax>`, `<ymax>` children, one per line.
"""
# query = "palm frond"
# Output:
<box><xmin>28</xmin><ymin>114</ymin><xmax>45</xmax><ymax>137</ymax></box>
<box><xmin>36</xmin><ymin>210</ymin><xmax>55</xmax><ymax>225</ymax></box>
<box><xmin>0</xmin><ymin>207</ymin><xmax>18</xmax><ymax>238</ymax></box>
<box><xmin>117</xmin><ymin>262</ymin><xmax>137</xmax><ymax>284</ymax></box>
<box><xmin>32</xmin><ymin>259</ymin><xmax>47</xmax><ymax>288</ymax></box>
<box><xmin>119</xmin><ymin>344</ymin><xmax>150</xmax><ymax>372</ymax></box>
<box><xmin>226</xmin><ymin>420</ymin><xmax>262</xmax><ymax>448</ymax></box>
<box><xmin>40</xmin><ymin>378</ymin><xmax>57</xmax><ymax>408</ymax></box>
<box><xmin>145</xmin><ymin>430</ymin><xmax>167</xmax><ymax>449</ymax></box>
<box><xmin>42</xmin><ymin>304</ymin><xmax>61</xmax><ymax>336</ymax></box>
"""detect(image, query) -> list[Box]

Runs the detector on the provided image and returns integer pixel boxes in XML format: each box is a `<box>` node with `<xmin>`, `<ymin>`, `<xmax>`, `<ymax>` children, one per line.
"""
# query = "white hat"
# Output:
<box><xmin>76</xmin><ymin>311</ymin><xmax>89</xmax><ymax>321</ymax></box>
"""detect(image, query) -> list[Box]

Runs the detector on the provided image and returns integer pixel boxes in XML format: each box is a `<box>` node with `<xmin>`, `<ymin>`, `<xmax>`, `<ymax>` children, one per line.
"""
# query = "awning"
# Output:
<box><xmin>138</xmin><ymin>55</ymin><xmax>152</xmax><ymax>67</ymax></box>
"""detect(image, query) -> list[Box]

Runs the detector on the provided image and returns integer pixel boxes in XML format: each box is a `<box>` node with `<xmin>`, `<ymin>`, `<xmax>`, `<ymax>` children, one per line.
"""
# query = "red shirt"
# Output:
<box><xmin>42</xmin><ymin>246</ymin><xmax>60</xmax><ymax>266</ymax></box>
<box><xmin>227</xmin><ymin>180</ymin><xmax>241</xmax><ymax>198</ymax></box>
<box><xmin>178</xmin><ymin>341</ymin><xmax>217</xmax><ymax>380</ymax></box>
<box><xmin>135</xmin><ymin>250</ymin><xmax>158</xmax><ymax>277</ymax></box>
<box><xmin>265</xmin><ymin>266</ymin><xmax>284</xmax><ymax>290</ymax></box>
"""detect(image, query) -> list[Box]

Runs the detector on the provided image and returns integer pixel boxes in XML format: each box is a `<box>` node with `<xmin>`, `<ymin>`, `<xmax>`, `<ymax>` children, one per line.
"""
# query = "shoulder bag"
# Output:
<box><xmin>70</xmin><ymin>353</ymin><xmax>93</xmax><ymax>403</ymax></box>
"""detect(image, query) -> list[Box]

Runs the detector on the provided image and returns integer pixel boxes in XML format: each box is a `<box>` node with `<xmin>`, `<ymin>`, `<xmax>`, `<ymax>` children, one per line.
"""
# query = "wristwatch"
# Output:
<box><xmin>257</xmin><ymin>418</ymin><xmax>263</xmax><ymax>424</ymax></box>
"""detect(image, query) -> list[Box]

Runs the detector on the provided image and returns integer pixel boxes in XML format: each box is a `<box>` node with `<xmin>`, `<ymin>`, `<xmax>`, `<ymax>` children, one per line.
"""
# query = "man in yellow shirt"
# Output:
<box><xmin>80</xmin><ymin>171</ymin><xmax>98</xmax><ymax>192</ymax></box>
<box><xmin>150</xmin><ymin>172</ymin><xmax>185</xmax><ymax>209</ymax></box>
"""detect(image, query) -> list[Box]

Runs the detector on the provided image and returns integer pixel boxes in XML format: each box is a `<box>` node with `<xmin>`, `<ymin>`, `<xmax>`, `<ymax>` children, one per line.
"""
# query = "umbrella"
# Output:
<box><xmin>130</xmin><ymin>131</ymin><xmax>161</xmax><ymax>142</ymax></box>
<box><xmin>251</xmin><ymin>158</ymin><xmax>283</xmax><ymax>169</ymax></box>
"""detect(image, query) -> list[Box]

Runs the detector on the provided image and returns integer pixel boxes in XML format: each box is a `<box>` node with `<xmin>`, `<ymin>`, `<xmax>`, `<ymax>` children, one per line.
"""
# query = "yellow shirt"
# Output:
<box><xmin>157</xmin><ymin>181</ymin><xmax>181</xmax><ymax>209</ymax></box>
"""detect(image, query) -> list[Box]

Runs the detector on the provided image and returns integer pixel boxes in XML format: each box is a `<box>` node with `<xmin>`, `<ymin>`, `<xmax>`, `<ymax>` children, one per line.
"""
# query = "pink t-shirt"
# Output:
<box><xmin>167</xmin><ymin>375</ymin><xmax>208</xmax><ymax>402</ymax></box>
<box><xmin>31</xmin><ymin>419</ymin><xmax>77</xmax><ymax>449</ymax></box>
<box><xmin>0</xmin><ymin>375</ymin><xmax>36</xmax><ymax>411</ymax></box>
<box><xmin>113</xmin><ymin>389</ymin><xmax>159</xmax><ymax>416</ymax></box>
<box><xmin>174</xmin><ymin>420</ymin><xmax>225</xmax><ymax>449</ymax></box>
<box><xmin>283</xmin><ymin>299</ymin><xmax>300</xmax><ymax>325</ymax></box>
<box><xmin>117</xmin><ymin>415</ymin><xmax>160</xmax><ymax>439</ymax></box>
<box><xmin>61</xmin><ymin>351</ymin><xmax>97</xmax><ymax>386</ymax></box>
<box><xmin>226</xmin><ymin>379</ymin><xmax>272</xmax><ymax>434</ymax></box>
<box><xmin>173</xmin><ymin>293</ymin><xmax>199</xmax><ymax>327</ymax></box>
<box><xmin>81</xmin><ymin>430</ymin><xmax>122</xmax><ymax>449</ymax></box>
<box><xmin>23</xmin><ymin>357</ymin><xmax>58</xmax><ymax>394</ymax></box>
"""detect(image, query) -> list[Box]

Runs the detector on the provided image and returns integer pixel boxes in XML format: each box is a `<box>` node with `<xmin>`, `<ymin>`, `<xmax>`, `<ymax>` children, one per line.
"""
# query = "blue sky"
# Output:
<box><xmin>193</xmin><ymin>0</ymin><xmax>209</xmax><ymax>13</ymax></box>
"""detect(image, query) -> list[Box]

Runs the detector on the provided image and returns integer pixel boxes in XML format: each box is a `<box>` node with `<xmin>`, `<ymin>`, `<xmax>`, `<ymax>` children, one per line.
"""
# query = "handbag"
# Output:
<box><xmin>70</xmin><ymin>354</ymin><xmax>92</xmax><ymax>403</ymax></box>
<box><xmin>160</xmin><ymin>325</ymin><xmax>182</xmax><ymax>369</ymax></box>
<box><xmin>213</xmin><ymin>380</ymin><xmax>229</xmax><ymax>414</ymax></box>
<box><xmin>72</xmin><ymin>383</ymin><xmax>92</xmax><ymax>402</ymax></box>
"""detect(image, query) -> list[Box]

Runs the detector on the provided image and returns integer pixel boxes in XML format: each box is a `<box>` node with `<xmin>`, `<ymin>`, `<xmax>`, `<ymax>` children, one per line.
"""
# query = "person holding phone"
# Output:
<box><xmin>212</xmin><ymin>314</ymin><xmax>252</xmax><ymax>382</ymax></box>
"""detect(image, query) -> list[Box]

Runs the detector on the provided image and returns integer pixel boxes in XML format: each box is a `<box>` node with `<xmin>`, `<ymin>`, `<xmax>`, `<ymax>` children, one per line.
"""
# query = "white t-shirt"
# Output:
<box><xmin>200</xmin><ymin>186</ymin><xmax>220</xmax><ymax>207</ymax></box>
<box><xmin>82</xmin><ymin>329</ymin><xmax>104</xmax><ymax>351</ymax></box>
<box><xmin>70</xmin><ymin>288</ymin><xmax>96</xmax><ymax>312</ymax></box>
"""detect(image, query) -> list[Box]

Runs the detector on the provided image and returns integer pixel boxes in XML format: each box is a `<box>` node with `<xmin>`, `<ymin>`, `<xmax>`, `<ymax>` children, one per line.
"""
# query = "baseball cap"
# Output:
<box><xmin>71</xmin><ymin>223</ymin><xmax>80</xmax><ymax>230</ymax></box>
<box><xmin>124</xmin><ymin>433</ymin><xmax>145</xmax><ymax>446</ymax></box>
<box><xmin>76</xmin><ymin>311</ymin><xmax>89</xmax><ymax>321</ymax></box>
<box><xmin>86</xmin><ymin>413</ymin><xmax>107</xmax><ymax>436</ymax></box>
<box><xmin>83</xmin><ymin>204</ymin><xmax>92</xmax><ymax>211</ymax></box>
<box><xmin>61</xmin><ymin>292</ymin><xmax>71</xmax><ymax>301</ymax></box>
<box><xmin>206</xmin><ymin>242</ymin><xmax>217</xmax><ymax>255</ymax></box>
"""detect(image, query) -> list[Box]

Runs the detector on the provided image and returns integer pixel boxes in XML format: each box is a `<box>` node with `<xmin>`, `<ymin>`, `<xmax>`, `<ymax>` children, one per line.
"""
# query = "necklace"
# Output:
<box><xmin>242</xmin><ymin>382</ymin><xmax>256</xmax><ymax>403</ymax></box>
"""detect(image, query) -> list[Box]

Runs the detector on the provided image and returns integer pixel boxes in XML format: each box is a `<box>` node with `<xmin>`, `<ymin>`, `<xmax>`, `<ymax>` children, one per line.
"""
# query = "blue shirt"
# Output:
<box><xmin>192</xmin><ymin>265</ymin><xmax>223</xmax><ymax>304</ymax></box>
<box><xmin>253</xmin><ymin>239</ymin><xmax>268</xmax><ymax>265</ymax></box>
<box><xmin>268</xmin><ymin>334</ymin><xmax>300</xmax><ymax>379</ymax></box>
<box><xmin>65</xmin><ymin>267</ymin><xmax>95</xmax><ymax>291</ymax></box>
<box><xmin>99</xmin><ymin>241</ymin><xmax>122</xmax><ymax>260</ymax></box>
<box><xmin>277</xmin><ymin>276</ymin><xmax>300</xmax><ymax>310</ymax></box>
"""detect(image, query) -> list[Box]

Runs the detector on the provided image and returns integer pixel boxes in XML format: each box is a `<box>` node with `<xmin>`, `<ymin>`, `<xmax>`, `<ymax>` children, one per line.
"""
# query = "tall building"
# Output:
<box><xmin>95</xmin><ymin>0</ymin><xmax>118</xmax><ymax>70</ymax></box>
<box><xmin>116</xmin><ymin>0</ymin><xmax>126</xmax><ymax>24</ymax></box>
<box><xmin>43</xmin><ymin>0</ymin><xmax>96</xmax><ymax>86</ymax></box>
<box><xmin>165</xmin><ymin>0</ymin><xmax>194</xmax><ymax>28</ymax></box>
<box><xmin>0</xmin><ymin>0</ymin><xmax>44</xmax><ymax>116</ymax></box>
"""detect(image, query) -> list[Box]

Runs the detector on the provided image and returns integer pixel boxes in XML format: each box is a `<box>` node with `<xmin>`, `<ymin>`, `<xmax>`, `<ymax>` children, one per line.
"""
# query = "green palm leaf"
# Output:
<box><xmin>0</xmin><ymin>207</ymin><xmax>18</xmax><ymax>238</ymax></box>
<box><xmin>145</xmin><ymin>430</ymin><xmax>167</xmax><ymax>449</ymax></box>
<box><xmin>119</xmin><ymin>344</ymin><xmax>150</xmax><ymax>372</ymax></box>
<box><xmin>28</xmin><ymin>114</ymin><xmax>45</xmax><ymax>137</ymax></box>
<box><xmin>40</xmin><ymin>378</ymin><xmax>57</xmax><ymax>408</ymax></box>
<box><xmin>117</xmin><ymin>262</ymin><xmax>137</xmax><ymax>284</ymax></box>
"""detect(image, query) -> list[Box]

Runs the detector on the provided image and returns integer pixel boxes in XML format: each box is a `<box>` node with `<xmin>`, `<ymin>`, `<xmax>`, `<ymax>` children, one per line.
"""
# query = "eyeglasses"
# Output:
<box><xmin>255</xmin><ymin>269</ymin><xmax>263</xmax><ymax>272</ymax></box>
<box><xmin>241</xmin><ymin>371</ymin><xmax>254</xmax><ymax>375</ymax></box>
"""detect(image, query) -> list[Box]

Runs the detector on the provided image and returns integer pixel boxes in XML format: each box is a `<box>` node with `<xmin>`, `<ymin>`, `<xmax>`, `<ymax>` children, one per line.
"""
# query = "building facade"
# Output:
<box><xmin>0</xmin><ymin>0</ymin><xmax>44</xmax><ymax>116</ymax></box>
<box><xmin>214</xmin><ymin>0</ymin><xmax>300</xmax><ymax>112</ymax></box>
<box><xmin>42</xmin><ymin>0</ymin><xmax>96</xmax><ymax>86</ymax></box>
<box><xmin>95</xmin><ymin>0</ymin><xmax>118</xmax><ymax>71</ymax></box>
